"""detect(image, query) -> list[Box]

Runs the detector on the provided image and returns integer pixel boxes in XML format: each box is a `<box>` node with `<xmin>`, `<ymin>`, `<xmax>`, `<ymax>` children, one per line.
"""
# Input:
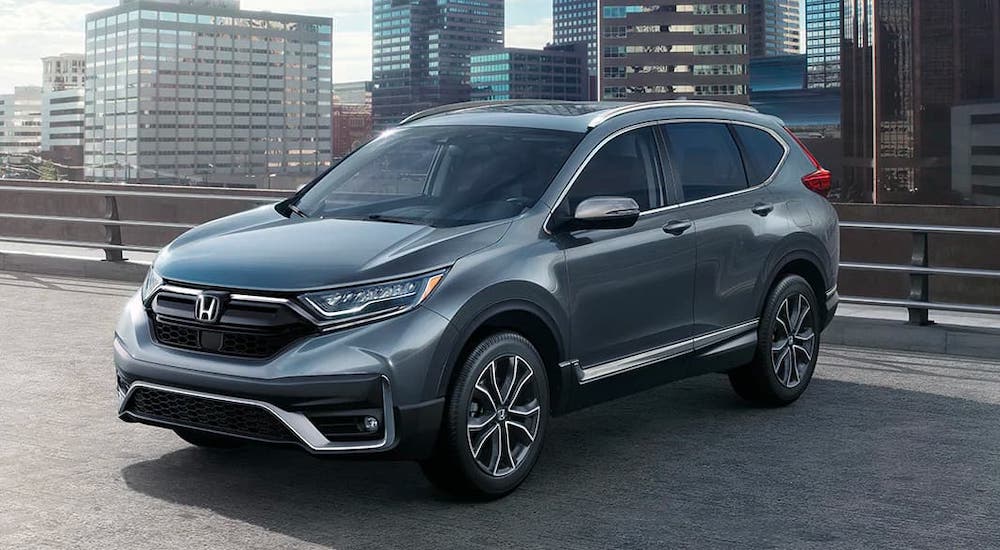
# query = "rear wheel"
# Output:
<box><xmin>421</xmin><ymin>332</ymin><xmax>549</xmax><ymax>499</ymax></box>
<box><xmin>729</xmin><ymin>275</ymin><xmax>820</xmax><ymax>406</ymax></box>
<box><xmin>174</xmin><ymin>428</ymin><xmax>246</xmax><ymax>449</ymax></box>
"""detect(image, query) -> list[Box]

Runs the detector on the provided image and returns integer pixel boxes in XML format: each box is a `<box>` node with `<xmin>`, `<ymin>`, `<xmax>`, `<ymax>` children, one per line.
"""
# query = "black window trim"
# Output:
<box><xmin>652</xmin><ymin>119</ymin><xmax>790</xmax><ymax>213</ymax></box>
<box><xmin>543</xmin><ymin>118</ymin><xmax>790</xmax><ymax>234</ymax></box>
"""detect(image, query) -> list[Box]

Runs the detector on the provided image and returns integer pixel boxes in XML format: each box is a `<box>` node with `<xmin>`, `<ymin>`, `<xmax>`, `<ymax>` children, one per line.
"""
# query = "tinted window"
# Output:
<box><xmin>566</xmin><ymin>127</ymin><xmax>663</xmax><ymax>212</ymax></box>
<box><xmin>296</xmin><ymin>126</ymin><xmax>582</xmax><ymax>227</ymax></box>
<box><xmin>663</xmin><ymin>123</ymin><xmax>747</xmax><ymax>202</ymax></box>
<box><xmin>733</xmin><ymin>125</ymin><xmax>785</xmax><ymax>185</ymax></box>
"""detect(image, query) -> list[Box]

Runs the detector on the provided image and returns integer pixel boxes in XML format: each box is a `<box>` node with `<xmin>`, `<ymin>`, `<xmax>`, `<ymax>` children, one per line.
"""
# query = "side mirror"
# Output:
<box><xmin>566</xmin><ymin>196</ymin><xmax>640</xmax><ymax>231</ymax></box>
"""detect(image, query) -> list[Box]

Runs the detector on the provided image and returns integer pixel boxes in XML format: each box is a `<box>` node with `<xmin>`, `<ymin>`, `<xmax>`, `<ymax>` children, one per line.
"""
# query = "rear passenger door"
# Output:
<box><xmin>660</xmin><ymin>122</ymin><xmax>785</xmax><ymax>338</ymax></box>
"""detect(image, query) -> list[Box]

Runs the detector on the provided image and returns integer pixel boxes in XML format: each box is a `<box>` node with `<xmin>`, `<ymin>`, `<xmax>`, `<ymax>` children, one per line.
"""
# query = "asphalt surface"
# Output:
<box><xmin>2</xmin><ymin>271</ymin><xmax>1000</xmax><ymax>549</ymax></box>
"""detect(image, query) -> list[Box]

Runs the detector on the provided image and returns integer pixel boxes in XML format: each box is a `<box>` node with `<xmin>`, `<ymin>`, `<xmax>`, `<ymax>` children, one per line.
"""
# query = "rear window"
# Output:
<box><xmin>732</xmin><ymin>125</ymin><xmax>785</xmax><ymax>185</ymax></box>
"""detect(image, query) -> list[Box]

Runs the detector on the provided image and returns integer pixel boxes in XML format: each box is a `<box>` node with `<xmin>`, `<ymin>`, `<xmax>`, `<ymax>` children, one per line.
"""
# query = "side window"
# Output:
<box><xmin>732</xmin><ymin>125</ymin><xmax>785</xmax><ymax>185</ymax></box>
<box><xmin>662</xmin><ymin>122</ymin><xmax>747</xmax><ymax>202</ymax></box>
<box><xmin>565</xmin><ymin>127</ymin><xmax>663</xmax><ymax>212</ymax></box>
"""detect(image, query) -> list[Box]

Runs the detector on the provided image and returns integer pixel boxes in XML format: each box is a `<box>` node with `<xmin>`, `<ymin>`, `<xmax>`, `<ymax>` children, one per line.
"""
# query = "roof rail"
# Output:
<box><xmin>398</xmin><ymin>99</ymin><xmax>578</xmax><ymax>125</ymax></box>
<box><xmin>587</xmin><ymin>100</ymin><xmax>758</xmax><ymax>128</ymax></box>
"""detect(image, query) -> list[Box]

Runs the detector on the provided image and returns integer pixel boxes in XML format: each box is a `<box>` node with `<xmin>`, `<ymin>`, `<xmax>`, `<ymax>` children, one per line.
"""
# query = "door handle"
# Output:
<box><xmin>751</xmin><ymin>202</ymin><xmax>774</xmax><ymax>216</ymax></box>
<box><xmin>662</xmin><ymin>219</ymin><xmax>693</xmax><ymax>236</ymax></box>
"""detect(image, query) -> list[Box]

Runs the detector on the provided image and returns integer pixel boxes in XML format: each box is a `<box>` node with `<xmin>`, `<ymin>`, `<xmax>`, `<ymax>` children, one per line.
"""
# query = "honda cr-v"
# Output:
<box><xmin>115</xmin><ymin>100</ymin><xmax>839</xmax><ymax>498</ymax></box>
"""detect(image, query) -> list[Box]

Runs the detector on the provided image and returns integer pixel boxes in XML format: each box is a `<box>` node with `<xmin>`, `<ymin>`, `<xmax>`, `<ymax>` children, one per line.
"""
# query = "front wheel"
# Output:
<box><xmin>421</xmin><ymin>332</ymin><xmax>549</xmax><ymax>499</ymax></box>
<box><xmin>728</xmin><ymin>274</ymin><xmax>820</xmax><ymax>406</ymax></box>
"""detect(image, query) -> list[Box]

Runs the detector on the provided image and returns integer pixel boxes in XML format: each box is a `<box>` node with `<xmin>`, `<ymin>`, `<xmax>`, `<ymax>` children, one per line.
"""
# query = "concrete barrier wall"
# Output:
<box><xmin>2</xmin><ymin>180</ymin><xmax>998</xmax><ymax>306</ymax></box>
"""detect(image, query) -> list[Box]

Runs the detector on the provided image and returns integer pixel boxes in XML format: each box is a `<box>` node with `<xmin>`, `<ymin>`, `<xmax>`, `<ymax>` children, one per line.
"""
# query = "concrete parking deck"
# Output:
<box><xmin>2</xmin><ymin>271</ymin><xmax>999</xmax><ymax>549</ymax></box>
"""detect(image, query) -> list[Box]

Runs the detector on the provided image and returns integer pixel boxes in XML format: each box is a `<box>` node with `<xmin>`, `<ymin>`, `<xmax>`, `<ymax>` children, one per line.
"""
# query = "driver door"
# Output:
<box><xmin>558</xmin><ymin>126</ymin><xmax>697</xmax><ymax>376</ymax></box>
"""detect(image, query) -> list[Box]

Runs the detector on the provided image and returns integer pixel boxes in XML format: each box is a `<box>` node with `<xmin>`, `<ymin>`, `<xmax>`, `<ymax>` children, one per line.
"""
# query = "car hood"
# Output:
<box><xmin>155</xmin><ymin>205</ymin><xmax>510</xmax><ymax>291</ymax></box>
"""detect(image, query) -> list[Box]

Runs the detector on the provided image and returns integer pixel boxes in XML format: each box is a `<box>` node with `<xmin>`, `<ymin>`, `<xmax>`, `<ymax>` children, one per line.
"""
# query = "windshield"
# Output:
<box><xmin>294</xmin><ymin>125</ymin><xmax>582</xmax><ymax>227</ymax></box>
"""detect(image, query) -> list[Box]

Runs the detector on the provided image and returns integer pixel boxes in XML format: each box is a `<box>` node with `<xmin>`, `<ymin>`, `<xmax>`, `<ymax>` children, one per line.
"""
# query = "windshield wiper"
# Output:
<box><xmin>287</xmin><ymin>203</ymin><xmax>309</xmax><ymax>219</ymax></box>
<box><xmin>366</xmin><ymin>214</ymin><xmax>422</xmax><ymax>225</ymax></box>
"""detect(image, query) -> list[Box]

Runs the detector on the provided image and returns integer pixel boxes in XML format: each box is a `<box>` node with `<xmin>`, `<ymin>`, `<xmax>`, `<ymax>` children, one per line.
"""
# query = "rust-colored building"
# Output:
<box><xmin>332</xmin><ymin>102</ymin><xmax>373</xmax><ymax>160</ymax></box>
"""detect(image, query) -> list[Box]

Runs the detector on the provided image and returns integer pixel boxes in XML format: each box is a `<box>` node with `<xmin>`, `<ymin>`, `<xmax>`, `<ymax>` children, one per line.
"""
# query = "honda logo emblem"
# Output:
<box><xmin>194</xmin><ymin>294</ymin><xmax>222</xmax><ymax>323</ymax></box>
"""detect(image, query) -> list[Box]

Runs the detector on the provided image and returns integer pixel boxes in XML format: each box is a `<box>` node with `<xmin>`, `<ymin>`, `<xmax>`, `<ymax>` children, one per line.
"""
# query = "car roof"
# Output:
<box><xmin>401</xmin><ymin>100</ymin><xmax>782</xmax><ymax>133</ymax></box>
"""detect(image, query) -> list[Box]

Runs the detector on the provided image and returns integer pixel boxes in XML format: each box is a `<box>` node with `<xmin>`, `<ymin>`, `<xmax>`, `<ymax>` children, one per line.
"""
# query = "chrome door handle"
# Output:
<box><xmin>751</xmin><ymin>202</ymin><xmax>774</xmax><ymax>216</ymax></box>
<box><xmin>662</xmin><ymin>220</ymin><xmax>693</xmax><ymax>236</ymax></box>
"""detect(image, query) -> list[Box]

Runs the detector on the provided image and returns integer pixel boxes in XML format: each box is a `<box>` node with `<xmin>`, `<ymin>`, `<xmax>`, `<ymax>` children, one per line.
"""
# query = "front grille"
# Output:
<box><xmin>127</xmin><ymin>386</ymin><xmax>297</xmax><ymax>443</ymax></box>
<box><xmin>153</xmin><ymin>320</ymin><xmax>199</xmax><ymax>349</ymax></box>
<box><xmin>148</xmin><ymin>287</ymin><xmax>314</xmax><ymax>359</ymax></box>
<box><xmin>151</xmin><ymin>318</ymin><xmax>301</xmax><ymax>358</ymax></box>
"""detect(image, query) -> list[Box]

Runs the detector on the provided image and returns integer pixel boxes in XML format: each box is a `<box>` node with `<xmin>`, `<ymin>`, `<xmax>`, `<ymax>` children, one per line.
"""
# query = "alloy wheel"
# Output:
<box><xmin>466</xmin><ymin>354</ymin><xmax>541</xmax><ymax>477</ymax></box>
<box><xmin>771</xmin><ymin>293</ymin><xmax>816</xmax><ymax>389</ymax></box>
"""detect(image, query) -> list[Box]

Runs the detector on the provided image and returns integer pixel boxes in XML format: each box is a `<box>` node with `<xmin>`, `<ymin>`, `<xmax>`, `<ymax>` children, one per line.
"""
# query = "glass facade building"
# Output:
<box><xmin>83</xmin><ymin>0</ymin><xmax>333</xmax><ymax>186</ymax></box>
<box><xmin>553</xmin><ymin>0</ymin><xmax>599</xmax><ymax>76</ymax></box>
<box><xmin>470</xmin><ymin>44</ymin><xmax>588</xmax><ymax>101</ymax></box>
<box><xmin>598</xmin><ymin>1</ymin><xmax>750</xmax><ymax>103</ymax></box>
<box><xmin>805</xmin><ymin>0</ymin><xmax>840</xmax><ymax>88</ymax></box>
<box><xmin>841</xmin><ymin>0</ymin><xmax>1000</xmax><ymax>204</ymax></box>
<box><xmin>750</xmin><ymin>55</ymin><xmax>839</xmax><ymax>128</ymax></box>
<box><xmin>372</xmin><ymin>0</ymin><xmax>504</xmax><ymax>129</ymax></box>
<box><xmin>748</xmin><ymin>0</ymin><xmax>801</xmax><ymax>57</ymax></box>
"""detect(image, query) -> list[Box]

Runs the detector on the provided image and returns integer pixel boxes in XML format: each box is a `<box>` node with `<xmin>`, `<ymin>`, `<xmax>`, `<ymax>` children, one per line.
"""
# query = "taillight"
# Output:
<box><xmin>784</xmin><ymin>127</ymin><xmax>831</xmax><ymax>198</ymax></box>
<box><xmin>801</xmin><ymin>168</ymin><xmax>831</xmax><ymax>197</ymax></box>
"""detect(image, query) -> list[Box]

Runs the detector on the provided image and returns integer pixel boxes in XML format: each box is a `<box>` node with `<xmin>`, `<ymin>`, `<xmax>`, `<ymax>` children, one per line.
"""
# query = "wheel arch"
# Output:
<box><xmin>431</xmin><ymin>283</ymin><xmax>570</xmax><ymax>412</ymax></box>
<box><xmin>758</xmin><ymin>236</ymin><xmax>832</xmax><ymax>320</ymax></box>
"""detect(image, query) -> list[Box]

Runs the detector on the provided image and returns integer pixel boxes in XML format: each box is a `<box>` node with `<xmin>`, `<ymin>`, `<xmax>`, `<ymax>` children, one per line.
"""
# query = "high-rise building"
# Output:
<box><xmin>470</xmin><ymin>44</ymin><xmax>589</xmax><ymax>102</ymax></box>
<box><xmin>597</xmin><ymin>1</ymin><xmax>750</xmax><ymax>103</ymax></box>
<box><xmin>951</xmin><ymin>102</ymin><xmax>1000</xmax><ymax>206</ymax></box>
<box><xmin>40</xmin><ymin>54</ymin><xmax>87</xmax><ymax>179</ymax></box>
<box><xmin>372</xmin><ymin>0</ymin><xmax>504</xmax><ymax>129</ymax></box>
<box><xmin>841</xmin><ymin>0</ymin><xmax>1000</xmax><ymax>204</ymax></box>
<box><xmin>553</xmin><ymin>0</ymin><xmax>599</xmax><ymax>75</ymax></box>
<box><xmin>333</xmin><ymin>81</ymin><xmax>373</xmax><ymax>105</ymax></box>
<box><xmin>42</xmin><ymin>53</ymin><xmax>86</xmax><ymax>92</ymax></box>
<box><xmin>748</xmin><ymin>0</ymin><xmax>801</xmax><ymax>57</ymax></box>
<box><xmin>41</xmin><ymin>88</ymin><xmax>86</xmax><ymax>180</ymax></box>
<box><xmin>805</xmin><ymin>0</ymin><xmax>840</xmax><ymax>88</ymax></box>
<box><xmin>0</xmin><ymin>86</ymin><xmax>43</xmax><ymax>156</ymax></box>
<box><xmin>84</xmin><ymin>0</ymin><xmax>333</xmax><ymax>187</ymax></box>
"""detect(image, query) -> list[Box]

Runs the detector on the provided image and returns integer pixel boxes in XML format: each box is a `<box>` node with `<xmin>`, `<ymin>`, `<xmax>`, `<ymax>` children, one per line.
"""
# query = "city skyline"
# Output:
<box><xmin>0</xmin><ymin>0</ymin><xmax>554</xmax><ymax>94</ymax></box>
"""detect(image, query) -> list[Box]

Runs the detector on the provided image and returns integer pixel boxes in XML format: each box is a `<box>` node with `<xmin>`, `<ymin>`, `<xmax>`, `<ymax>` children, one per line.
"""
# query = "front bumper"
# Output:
<box><xmin>114</xmin><ymin>292</ymin><xmax>455</xmax><ymax>459</ymax></box>
<box><xmin>824</xmin><ymin>286</ymin><xmax>840</xmax><ymax>329</ymax></box>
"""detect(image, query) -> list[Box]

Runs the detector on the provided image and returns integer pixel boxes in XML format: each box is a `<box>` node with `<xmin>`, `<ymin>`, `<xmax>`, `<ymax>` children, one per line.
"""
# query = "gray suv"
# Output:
<box><xmin>115</xmin><ymin>100</ymin><xmax>839</xmax><ymax>498</ymax></box>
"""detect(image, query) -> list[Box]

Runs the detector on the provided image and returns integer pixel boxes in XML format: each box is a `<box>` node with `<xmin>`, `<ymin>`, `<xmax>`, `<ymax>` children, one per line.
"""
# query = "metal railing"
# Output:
<box><xmin>839</xmin><ymin>221</ymin><xmax>1000</xmax><ymax>324</ymax></box>
<box><xmin>0</xmin><ymin>181</ymin><xmax>288</xmax><ymax>261</ymax></box>
<box><xmin>2</xmin><ymin>181</ymin><xmax>999</xmax><ymax>323</ymax></box>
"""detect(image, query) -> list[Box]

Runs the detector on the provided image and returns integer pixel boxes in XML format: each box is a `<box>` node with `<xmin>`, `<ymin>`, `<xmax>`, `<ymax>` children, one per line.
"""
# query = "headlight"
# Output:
<box><xmin>300</xmin><ymin>270</ymin><xmax>446</xmax><ymax>323</ymax></box>
<box><xmin>140</xmin><ymin>268</ymin><xmax>163</xmax><ymax>302</ymax></box>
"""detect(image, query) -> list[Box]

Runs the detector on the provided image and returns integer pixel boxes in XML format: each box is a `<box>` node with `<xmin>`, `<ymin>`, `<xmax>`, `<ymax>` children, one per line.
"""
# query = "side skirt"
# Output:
<box><xmin>554</xmin><ymin>320</ymin><xmax>759</xmax><ymax>414</ymax></box>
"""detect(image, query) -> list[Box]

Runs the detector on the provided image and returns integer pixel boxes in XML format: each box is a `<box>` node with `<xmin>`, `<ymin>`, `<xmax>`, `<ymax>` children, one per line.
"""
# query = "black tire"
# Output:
<box><xmin>174</xmin><ymin>428</ymin><xmax>246</xmax><ymax>449</ymax></box>
<box><xmin>729</xmin><ymin>274</ymin><xmax>820</xmax><ymax>406</ymax></box>
<box><xmin>421</xmin><ymin>331</ymin><xmax>550</xmax><ymax>499</ymax></box>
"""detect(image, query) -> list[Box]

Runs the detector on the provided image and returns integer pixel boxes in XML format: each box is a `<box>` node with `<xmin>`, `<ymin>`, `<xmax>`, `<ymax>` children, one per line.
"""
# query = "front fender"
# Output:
<box><xmin>425</xmin><ymin>281</ymin><xmax>569</xmax><ymax>398</ymax></box>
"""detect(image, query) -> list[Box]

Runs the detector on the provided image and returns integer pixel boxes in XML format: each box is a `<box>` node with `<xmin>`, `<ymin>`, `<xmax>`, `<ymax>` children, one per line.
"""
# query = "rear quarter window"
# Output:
<box><xmin>732</xmin><ymin>125</ymin><xmax>786</xmax><ymax>185</ymax></box>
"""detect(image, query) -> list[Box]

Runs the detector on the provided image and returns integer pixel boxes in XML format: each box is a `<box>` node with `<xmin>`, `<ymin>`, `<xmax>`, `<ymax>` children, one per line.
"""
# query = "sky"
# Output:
<box><xmin>0</xmin><ymin>0</ymin><xmax>553</xmax><ymax>94</ymax></box>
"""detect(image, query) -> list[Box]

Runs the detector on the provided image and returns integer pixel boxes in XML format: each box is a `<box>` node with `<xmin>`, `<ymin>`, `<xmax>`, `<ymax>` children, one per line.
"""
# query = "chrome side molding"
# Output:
<box><xmin>578</xmin><ymin>319</ymin><xmax>759</xmax><ymax>384</ymax></box>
